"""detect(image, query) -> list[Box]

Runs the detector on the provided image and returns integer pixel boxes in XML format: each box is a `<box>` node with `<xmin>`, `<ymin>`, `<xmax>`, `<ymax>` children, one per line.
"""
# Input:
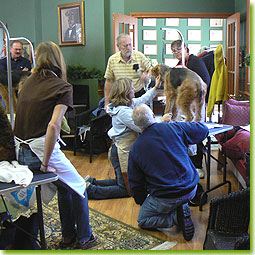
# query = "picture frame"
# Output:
<box><xmin>142</xmin><ymin>18</ymin><xmax>156</xmax><ymax>27</ymax></box>
<box><xmin>165</xmin><ymin>18</ymin><xmax>179</xmax><ymax>27</ymax></box>
<box><xmin>164</xmin><ymin>58</ymin><xmax>179</xmax><ymax>67</ymax></box>
<box><xmin>165</xmin><ymin>44</ymin><xmax>173</xmax><ymax>55</ymax></box>
<box><xmin>58</xmin><ymin>1</ymin><xmax>85</xmax><ymax>47</ymax></box>
<box><xmin>188</xmin><ymin>18</ymin><xmax>201</xmax><ymax>27</ymax></box>
<box><xmin>143</xmin><ymin>30</ymin><xmax>157</xmax><ymax>41</ymax></box>
<box><xmin>22</xmin><ymin>42</ymin><xmax>32</xmax><ymax>62</ymax></box>
<box><xmin>210</xmin><ymin>30</ymin><xmax>223</xmax><ymax>41</ymax></box>
<box><xmin>143</xmin><ymin>44</ymin><xmax>157</xmax><ymax>55</ymax></box>
<box><xmin>165</xmin><ymin>30</ymin><xmax>179</xmax><ymax>41</ymax></box>
<box><xmin>187</xmin><ymin>43</ymin><xmax>201</xmax><ymax>55</ymax></box>
<box><xmin>210</xmin><ymin>19</ymin><xmax>223</xmax><ymax>27</ymax></box>
<box><xmin>187</xmin><ymin>30</ymin><xmax>201</xmax><ymax>41</ymax></box>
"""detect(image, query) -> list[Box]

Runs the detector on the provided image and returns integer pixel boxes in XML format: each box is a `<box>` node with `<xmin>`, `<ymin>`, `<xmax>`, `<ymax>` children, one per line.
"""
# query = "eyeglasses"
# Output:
<box><xmin>171</xmin><ymin>47</ymin><xmax>182</xmax><ymax>54</ymax></box>
<box><xmin>121</xmin><ymin>43</ymin><xmax>132</xmax><ymax>49</ymax></box>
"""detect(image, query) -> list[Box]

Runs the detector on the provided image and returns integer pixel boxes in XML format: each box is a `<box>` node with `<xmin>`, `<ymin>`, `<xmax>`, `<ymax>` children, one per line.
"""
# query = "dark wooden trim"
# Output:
<box><xmin>130</xmin><ymin>12</ymin><xmax>233</xmax><ymax>18</ymax></box>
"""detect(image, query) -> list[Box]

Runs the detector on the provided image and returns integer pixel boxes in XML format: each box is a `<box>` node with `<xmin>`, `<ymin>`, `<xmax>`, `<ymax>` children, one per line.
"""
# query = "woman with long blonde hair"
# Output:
<box><xmin>14</xmin><ymin>41</ymin><xmax>96</xmax><ymax>249</ymax></box>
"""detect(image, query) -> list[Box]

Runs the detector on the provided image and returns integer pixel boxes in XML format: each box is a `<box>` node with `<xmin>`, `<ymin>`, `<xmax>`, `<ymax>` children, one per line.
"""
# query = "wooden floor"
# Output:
<box><xmin>63</xmin><ymin>149</ymin><xmax>242</xmax><ymax>251</ymax></box>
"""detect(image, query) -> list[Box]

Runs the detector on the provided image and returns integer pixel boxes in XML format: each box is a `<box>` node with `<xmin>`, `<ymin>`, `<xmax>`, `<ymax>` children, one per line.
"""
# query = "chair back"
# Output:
<box><xmin>208</xmin><ymin>188</ymin><xmax>250</xmax><ymax>234</ymax></box>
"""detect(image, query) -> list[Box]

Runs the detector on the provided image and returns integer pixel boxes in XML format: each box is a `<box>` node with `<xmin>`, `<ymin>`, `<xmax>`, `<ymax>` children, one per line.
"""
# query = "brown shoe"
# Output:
<box><xmin>74</xmin><ymin>232</ymin><xmax>97</xmax><ymax>249</ymax></box>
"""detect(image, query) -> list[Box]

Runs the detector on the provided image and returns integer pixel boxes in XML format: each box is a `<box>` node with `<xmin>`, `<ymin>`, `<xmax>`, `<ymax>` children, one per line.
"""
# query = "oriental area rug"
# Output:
<box><xmin>21</xmin><ymin>195</ymin><xmax>168</xmax><ymax>250</ymax></box>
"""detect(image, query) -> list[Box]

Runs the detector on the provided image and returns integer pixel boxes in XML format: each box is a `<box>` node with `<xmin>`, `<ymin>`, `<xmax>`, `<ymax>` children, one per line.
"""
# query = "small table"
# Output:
<box><xmin>0</xmin><ymin>170</ymin><xmax>58</xmax><ymax>249</ymax></box>
<box><xmin>199</xmin><ymin>123</ymin><xmax>233</xmax><ymax>211</ymax></box>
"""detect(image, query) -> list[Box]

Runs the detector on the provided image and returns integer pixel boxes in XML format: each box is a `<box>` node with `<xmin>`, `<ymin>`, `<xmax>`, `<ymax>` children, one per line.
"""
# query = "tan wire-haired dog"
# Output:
<box><xmin>150</xmin><ymin>64</ymin><xmax>207</xmax><ymax>122</ymax></box>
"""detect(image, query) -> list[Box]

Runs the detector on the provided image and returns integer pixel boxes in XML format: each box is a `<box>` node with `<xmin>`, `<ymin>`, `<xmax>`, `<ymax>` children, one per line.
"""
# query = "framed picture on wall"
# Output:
<box><xmin>165</xmin><ymin>58</ymin><xmax>179</xmax><ymax>67</ymax></box>
<box><xmin>22</xmin><ymin>42</ymin><xmax>32</xmax><ymax>62</ymax></box>
<box><xmin>210</xmin><ymin>30</ymin><xmax>223</xmax><ymax>41</ymax></box>
<box><xmin>187</xmin><ymin>30</ymin><xmax>201</xmax><ymax>41</ymax></box>
<box><xmin>58</xmin><ymin>1</ymin><xmax>85</xmax><ymax>46</ymax></box>
<box><xmin>188</xmin><ymin>18</ymin><xmax>201</xmax><ymax>27</ymax></box>
<box><xmin>165</xmin><ymin>30</ymin><xmax>179</xmax><ymax>41</ymax></box>
<box><xmin>143</xmin><ymin>30</ymin><xmax>157</xmax><ymax>41</ymax></box>
<box><xmin>165</xmin><ymin>44</ymin><xmax>173</xmax><ymax>55</ymax></box>
<box><xmin>165</xmin><ymin>18</ymin><xmax>179</xmax><ymax>27</ymax></box>
<box><xmin>210</xmin><ymin>19</ymin><xmax>223</xmax><ymax>27</ymax></box>
<box><xmin>143</xmin><ymin>44</ymin><xmax>157</xmax><ymax>55</ymax></box>
<box><xmin>187</xmin><ymin>44</ymin><xmax>201</xmax><ymax>55</ymax></box>
<box><xmin>142</xmin><ymin>18</ymin><xmax>156</xmax><ymax>27</ymax></box>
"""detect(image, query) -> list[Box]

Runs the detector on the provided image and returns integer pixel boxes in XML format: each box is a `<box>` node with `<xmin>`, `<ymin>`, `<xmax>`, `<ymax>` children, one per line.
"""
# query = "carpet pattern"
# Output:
<box><xmin>22</xmin><ymin>196</ymin><xmax>165</xmax><ymax>250</ymax></box>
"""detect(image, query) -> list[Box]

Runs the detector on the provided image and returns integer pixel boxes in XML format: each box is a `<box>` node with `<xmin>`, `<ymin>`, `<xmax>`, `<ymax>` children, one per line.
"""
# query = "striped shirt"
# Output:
<box><xmin>104</xmin><ymin>50</ymin><xmax>151</xmax><ymax>92</ymax></box>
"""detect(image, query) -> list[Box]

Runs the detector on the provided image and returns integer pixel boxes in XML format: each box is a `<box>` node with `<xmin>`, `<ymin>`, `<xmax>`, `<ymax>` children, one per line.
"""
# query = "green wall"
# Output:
<box><xmin>0</xmin><ymin>0</ymin><xmax>244</xmax><ymax>71</ymax></box>
<box><xmin>123</xmin><ymin>0</ymin><xmax>235</xmax><ymax>14</ymax></box>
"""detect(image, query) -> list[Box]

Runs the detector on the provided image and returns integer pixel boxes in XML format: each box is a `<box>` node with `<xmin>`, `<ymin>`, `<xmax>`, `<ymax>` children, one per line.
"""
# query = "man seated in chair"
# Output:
<box><xmin>127</xmin><ymin>104</ymin><xmax>209</xmax><ymax>241</ymax></box>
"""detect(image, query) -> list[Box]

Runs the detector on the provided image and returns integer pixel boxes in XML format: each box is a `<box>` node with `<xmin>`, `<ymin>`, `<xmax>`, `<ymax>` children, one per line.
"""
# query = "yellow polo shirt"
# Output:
<box><xmin>104</xmin><ymin>50</ymin><xmax>151</xmax><ymax>92</ymax></box>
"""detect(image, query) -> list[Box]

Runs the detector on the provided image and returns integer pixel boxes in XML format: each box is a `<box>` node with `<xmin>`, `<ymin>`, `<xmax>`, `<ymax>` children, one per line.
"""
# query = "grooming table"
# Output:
<box><xmin>0</xmin><ymin>170</ymin><xmax>58</xmax><ymax>249</ymax></box>
<box><xmin>199</xmin><ymin>123</ymin><xmax>233</xmax><ymax>211</ymax></box>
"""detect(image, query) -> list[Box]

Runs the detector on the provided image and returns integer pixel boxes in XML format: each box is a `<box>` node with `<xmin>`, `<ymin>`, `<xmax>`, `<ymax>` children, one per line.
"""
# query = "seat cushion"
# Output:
<box><xmin>221</xmin><ymin>101</ymin><xmax>250</xmax><ymax>126</ymax></box>
<box><xmin>222</xmin><ymin>129</ymin><xmax>250</xmax><ymax>160</ymax></box>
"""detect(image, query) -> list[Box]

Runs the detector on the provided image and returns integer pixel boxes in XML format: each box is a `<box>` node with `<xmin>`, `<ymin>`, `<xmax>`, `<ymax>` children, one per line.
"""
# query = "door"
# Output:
<box><xmin>226</xmin><ymin>13</ymin><xmax>240</xmax><ymax>97</ymax></box>
<box><xmin>112</xmin><ymin>13</ymin><xmax>138</xmax><ymax>53</ymax></box>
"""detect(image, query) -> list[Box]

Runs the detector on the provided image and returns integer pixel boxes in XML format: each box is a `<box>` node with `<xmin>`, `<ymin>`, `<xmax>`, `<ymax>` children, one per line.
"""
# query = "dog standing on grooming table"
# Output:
<box><xmin>150</xmin><ymin>64</ymin><xmax>207</xmax><ymax>122</ymax></box>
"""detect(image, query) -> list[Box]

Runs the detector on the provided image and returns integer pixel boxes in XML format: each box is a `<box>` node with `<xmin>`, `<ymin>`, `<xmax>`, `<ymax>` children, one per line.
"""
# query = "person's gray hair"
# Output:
<box><xmin>116</xmin><ymin>33</ymin><xmax>131</xmax><ymax>45</ymax></box>
<box><xmin>132</xmin><ymin>104</ymin><xmax>154</xmax><ymax>129</ymax></box>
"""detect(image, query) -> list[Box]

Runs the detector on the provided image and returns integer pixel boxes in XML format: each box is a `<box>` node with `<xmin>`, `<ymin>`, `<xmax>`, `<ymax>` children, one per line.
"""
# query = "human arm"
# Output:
<box><xmin>40</xmin><ymin>104</ymin><xmax>68</xmax><ymax>172</ymax></box>
<box><xmin>179</xmin><ymin>122</ymin><xmax>209</xmax><ymax>145</ymax></box>
<box><xmin>104</xmin><ymin>78</ymin><xmax>113</xmax><ymax>110</ymax></box>
<box><xmin>188</xmin><ymin>56</ymin><xmax>210</xmax><ymax>86</ymax></box>
<box><xmin>0</xmin><ymin>58</ymin><xmax>7</xmax><ymax>71</ymax></box>
<box><xmin>128</xmin><ymin>149</ymin><xmax>148</xmax><ymax>205</ymax></box>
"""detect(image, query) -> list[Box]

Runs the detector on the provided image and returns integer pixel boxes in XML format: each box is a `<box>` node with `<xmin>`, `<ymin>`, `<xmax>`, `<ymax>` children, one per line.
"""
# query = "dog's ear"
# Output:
<box><xmin>151</xmin><ymin>65</ymin><xmax>160</xmax><ymax>78</ymax></box>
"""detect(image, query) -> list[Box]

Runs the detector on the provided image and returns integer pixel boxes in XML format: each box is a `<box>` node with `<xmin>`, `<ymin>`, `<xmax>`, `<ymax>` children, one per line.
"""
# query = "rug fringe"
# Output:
<box><xmin>150</xmin><ymin>240</ymin><xmax>177</xmax><ymax>250</ymax></box>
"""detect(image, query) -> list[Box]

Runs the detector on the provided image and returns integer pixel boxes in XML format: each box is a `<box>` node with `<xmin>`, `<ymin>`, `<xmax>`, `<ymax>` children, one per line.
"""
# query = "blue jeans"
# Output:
<box><xmin>137</xmin><ymin>187</ymin><xmax>197</xmax><ymax>229</ymax></box>
<box><xmin>87</xmin><ymin>144</ymin><xmax>129</xmax><ymax>199</ymax></box>
<box><xmin>18</xmin><ymin>147</ymin><xmax>92</xmax><ymax>242</ymax></box>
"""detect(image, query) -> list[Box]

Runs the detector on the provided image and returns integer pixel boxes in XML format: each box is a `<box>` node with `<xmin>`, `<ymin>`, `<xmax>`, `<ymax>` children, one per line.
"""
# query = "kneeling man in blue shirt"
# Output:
<box><xmin>128</xmin><ymin>103</ymin><xmax>209</xmax><ymax>241</ymax></box>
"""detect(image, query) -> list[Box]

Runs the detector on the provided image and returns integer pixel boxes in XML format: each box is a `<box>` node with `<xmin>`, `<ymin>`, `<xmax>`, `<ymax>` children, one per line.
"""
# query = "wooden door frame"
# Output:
<box><xmin>113</xmin><ymin>13</ymin><xmax>138</xmax><ymax>53</ymax></box>
<box><xmin>130</xmin><ymin>12</ymin><xmax>233</xmax><ymax>19</ymax></box>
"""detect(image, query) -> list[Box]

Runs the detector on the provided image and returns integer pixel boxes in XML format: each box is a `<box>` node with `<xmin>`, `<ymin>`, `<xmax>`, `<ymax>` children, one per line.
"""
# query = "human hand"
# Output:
<box><xmin>140</xmin><ymin>72</ymin><xmax>151</xmax><ymax>85</ymax></box>
<box><xmin>154</xmin><ymin>75</ymin><xmax>162</xmax><ymax>90</ymax></box>
<box><xmin>160</xmin><ymin>113</ymin><xmax>172</xmax><ymax>122</ymax></box>
<box><xmin>40</xmin><ymin>164</ymin><xmax>56</xmax><ymax>173</ymax></box>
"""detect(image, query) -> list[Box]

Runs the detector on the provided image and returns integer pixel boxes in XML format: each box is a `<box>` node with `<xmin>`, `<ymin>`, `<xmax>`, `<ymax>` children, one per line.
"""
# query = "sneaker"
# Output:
<box><xmin>84</xmin><ymin>175</ymin><xmax>92</xmax><ymax>182</ymax></box>
<box><xmin>86</xmin><ymin>182</ymin><xmax>91</xmax><ymax>189</ymax></box>
<box><xmin>75</xmin><ymin>232</ymin><xmax>98</xmax><ymax>249</ymax></box>
<box><xmin>59</xmin><ymin>233</ymin><xmax>76</xmax><ymax>248</ymax></box>
<box><xmin>197</xmin><ymin>168</ymin><xmax>205</xmax><ymax>179</ymax></box>
<box><xmin>177</xmin><ymin>204</ymin><xmax>194</xmax><ymax>241</ymax></box>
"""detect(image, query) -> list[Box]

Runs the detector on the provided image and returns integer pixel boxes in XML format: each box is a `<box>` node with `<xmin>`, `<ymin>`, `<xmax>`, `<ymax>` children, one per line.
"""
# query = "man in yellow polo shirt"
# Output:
<box><xmin>104</xmin><ymin>33</ymin><xmax>151</xmax><ymax>109</ymax></box>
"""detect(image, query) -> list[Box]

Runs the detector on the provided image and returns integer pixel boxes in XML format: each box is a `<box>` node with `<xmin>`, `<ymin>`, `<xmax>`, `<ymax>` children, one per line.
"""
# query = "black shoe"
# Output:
<box><xmin>59</xmin><ymin>233</ymin><xmax>76</xmax><ymax>248</ymax></box>
<box><xmin>74</xmin><ymin>232</ymin><xmax>98</xmax><ymax>249</ymax></box>
<box><xmin>177</xmin><ymin>204</ymin><xmax>194</xmax><ymax>241</ymax></box>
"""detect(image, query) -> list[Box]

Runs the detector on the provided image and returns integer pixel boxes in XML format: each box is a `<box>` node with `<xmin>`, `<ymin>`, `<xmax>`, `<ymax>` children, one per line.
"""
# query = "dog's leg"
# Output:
<box><xmin>194</xmin><ymin>82</ymin><xmax>207</xmax><ymax>122</ymax></box>
<box><xmin>176</xmin><ymin>80</ymin><xmax>196</xmax><ymax>122</ymax></box>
